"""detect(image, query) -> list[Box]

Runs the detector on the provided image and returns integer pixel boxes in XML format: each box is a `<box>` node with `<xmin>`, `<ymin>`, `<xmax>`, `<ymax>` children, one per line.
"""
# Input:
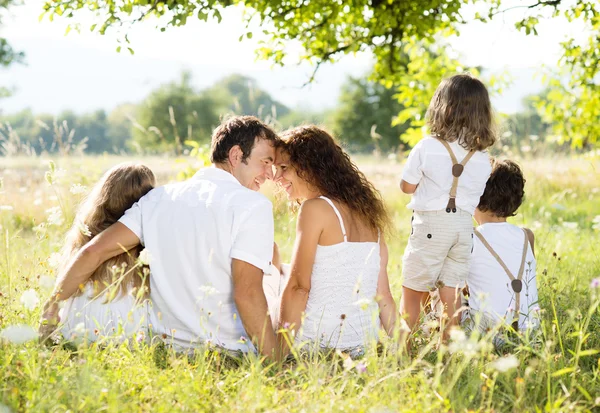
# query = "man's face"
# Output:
<box><xmin>231</xmin><ymin>138</ymin><xmax>275</xmax><ymax>191</ymax></box>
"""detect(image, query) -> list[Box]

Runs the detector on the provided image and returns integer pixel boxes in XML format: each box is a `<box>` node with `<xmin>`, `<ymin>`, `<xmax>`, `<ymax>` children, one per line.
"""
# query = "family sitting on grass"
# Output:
<box><xmin>39</xmin><ymin>73</ymin><xmax>539</xmax><ymax>361</ymax></box>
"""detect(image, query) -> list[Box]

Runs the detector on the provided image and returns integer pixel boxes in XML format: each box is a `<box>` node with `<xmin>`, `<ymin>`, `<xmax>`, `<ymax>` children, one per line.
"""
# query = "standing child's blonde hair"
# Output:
<box><xmin>426</xmin><ymin>73</ymin><xmax>497</xmax><ymax>151</ymax></box>
<box><xmin>60</xmin><ymin>163</ymin><xmax>156</xmax><ymax>300</ymax></box>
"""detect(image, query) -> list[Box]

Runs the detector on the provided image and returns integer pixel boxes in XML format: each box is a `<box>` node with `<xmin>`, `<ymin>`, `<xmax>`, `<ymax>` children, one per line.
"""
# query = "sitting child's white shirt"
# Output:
<box><xmin>466</xmin><ymin>222</ymin><xmax>539</xmax><ymax>331</ymax></box>
<box><xmin>60</xmin><ymin>284</ymin><xmax>154</xmax><ymax>343</ymax></box>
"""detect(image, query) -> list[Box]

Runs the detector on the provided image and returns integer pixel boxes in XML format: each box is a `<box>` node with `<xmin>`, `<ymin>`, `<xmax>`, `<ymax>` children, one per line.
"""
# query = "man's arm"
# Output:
<box><xmin>232</xmin><ymin>259</ymin><xmax>278</xmax><ymax>360</ymax></box>
<box><xmin>40</xmin><ymin>222</ymin><xmax>140</xmax><ymax>335</ymax></box>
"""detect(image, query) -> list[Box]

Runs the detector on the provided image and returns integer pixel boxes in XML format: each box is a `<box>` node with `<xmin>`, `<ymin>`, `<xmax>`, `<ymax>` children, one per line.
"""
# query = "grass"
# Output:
<box><xmin>1</xmin><ymin>153</ymin><xmax>599</xmax><ymax>412</ymax></box>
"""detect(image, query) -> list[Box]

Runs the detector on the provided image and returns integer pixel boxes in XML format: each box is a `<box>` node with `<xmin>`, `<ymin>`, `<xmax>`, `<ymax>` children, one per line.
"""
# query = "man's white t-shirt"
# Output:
<box><xmin>119</xmin><ymin>167</ymin><xmax>274</xmax><ymax>351</ymax></box>
<box><xmin>401</xmin><ymin>136</ymin><xmax>491</xmax><ymax>214</ymax></box>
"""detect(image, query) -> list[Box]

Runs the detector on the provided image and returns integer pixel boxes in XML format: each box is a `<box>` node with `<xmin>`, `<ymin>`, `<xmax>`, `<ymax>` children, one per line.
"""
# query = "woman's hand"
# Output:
<box><xmin>39</xmin><ymin>297</ymin><xmax>60</xmax><ymax>342</ymax></box>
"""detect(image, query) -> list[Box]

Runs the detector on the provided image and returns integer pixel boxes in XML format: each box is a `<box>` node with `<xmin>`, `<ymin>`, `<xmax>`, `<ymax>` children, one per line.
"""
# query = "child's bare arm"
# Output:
<box><xmin>524</xmin><ymin>228</ymin><xmax>535</xmax><ymax>257</ymax></box>
<box><xmin>400</xmin><ymin>180</ymin><xmax>418</xmax><ymax>194</ymax></box>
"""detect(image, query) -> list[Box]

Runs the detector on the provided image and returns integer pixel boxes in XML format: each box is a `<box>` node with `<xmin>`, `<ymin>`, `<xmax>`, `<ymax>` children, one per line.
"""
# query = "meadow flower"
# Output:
<box><xmin>550</xmin><ymin>204</ymin><xmax>566</xmax><ymax>211</ymax></box>
<box><xmin>239</xmin><ymin>336</ymin><xmax>247</xmax><ymax>344</ymax></box>
<box><xmin>562</xmin><ymin>221</ymin><xmax>578</xmax><ymax>230</ymax></box>
<box><xmin>138</xmin><ymin>249</ymin><xmax>151</xmax><ymax>265</ymax></box>
<box><xmin>355</xmin><ymin>362</ymin><xmax>367</xmax><ymax>374</ymax></box>
<box><xmin>0</xmin><ymin>205</ymin><xmax>13</xmax><ymax>211</ymax></box>
<box><xmin>490</xmin><ymin>354</ymin><xmax>519</xmax><ymax>373</ymax></box>
<box><xmin>34</xmin><ymin>198</ymin><xmax>43</xmax><ymax>206</ymax></box>
<box><xmin>448</xmin><ymin>327</ymin><xmax>480</xmax><ymax>357</ymax></box>
<box><xmin>354</xmin><ymin>298</ymin><xmax>372</xmax><ymax>310</ymax></box>
<box><xmin>76</xmin><ymin>221</ymin><xmax>92</xmax><ymax>237</ymax></box>
<box><xmin>46</xmin><ymin>206</ymin><xmax>64</xmax><ymax>226</ymax></box>
<box><xmin>47</xmin><ymin>252</ymin><xmax>62</xmax><ymax>269</ymax></box>
<box><xmin>69</xmin><ymin>184</ymin><xmax>88</xmax><ymax>194</ymax></box>
<box><xmin>20</xmin><ymin>289</ymin><xmax>39</xmax><ymax>310</ymax></box>
<box><xmin>590</xmin><ymin>278</ymin><xmax>600</xmax><ymax>289</ymax></box>
<box><xmin>592</xmin><ymin>216</ymin><xmax>600</xmax><ymax>231</ymax></box>
<box><xmin>198</xmin><ymin>285</ymin><xmax>218</xmax><ymax>296</ymax></box>
<box><xmin>39</xmin><ymin>275</ymin><xmax>55</xmax><ymax>290</ymax></box>
<box><xmin>0</xmin><ymin>324</ymin><xmax>38</xmax><ymax>344</ymax></box>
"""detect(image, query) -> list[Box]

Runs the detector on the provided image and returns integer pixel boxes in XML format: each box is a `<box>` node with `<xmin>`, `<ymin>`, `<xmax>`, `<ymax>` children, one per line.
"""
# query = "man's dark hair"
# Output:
<box><xmin>477</xmin><ymin>159</ymin><xmax>526</xmax><ymax>218</ymax></box>
<box><xmin>210</xmin><ymin>115</ymin><xmax>279</xmax><ymax>164</ymax></box>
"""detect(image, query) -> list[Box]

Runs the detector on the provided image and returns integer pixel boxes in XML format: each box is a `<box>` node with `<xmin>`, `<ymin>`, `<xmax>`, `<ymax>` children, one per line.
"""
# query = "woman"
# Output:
<box><xmin>274</xmin><ymin>125</ymin><xmax>398</xmax><ymax>355</ymax></box>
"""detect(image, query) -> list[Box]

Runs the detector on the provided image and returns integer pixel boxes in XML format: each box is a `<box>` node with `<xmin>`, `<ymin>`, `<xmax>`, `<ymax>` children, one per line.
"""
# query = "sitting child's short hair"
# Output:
<box><xmin>477</xmin><ymin>159</ymin><xmax>525</xmax><ymax>217</ymax></box>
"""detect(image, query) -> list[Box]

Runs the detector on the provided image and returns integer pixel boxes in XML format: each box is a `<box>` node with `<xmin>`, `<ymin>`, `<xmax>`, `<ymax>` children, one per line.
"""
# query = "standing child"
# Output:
<box><xmin>399</xmin><ymin>73</ymin><xmax>496</xmax><ymax>339</ymax></box>
<box><xmin>55</xmin><ymin>163</ymin><xmax>156</xmax><ymax>342</ymax></box>
<box><xmin>465</xmin><ymin>159</ymin><xmax>539</xmax><ymax>335</ymax></box>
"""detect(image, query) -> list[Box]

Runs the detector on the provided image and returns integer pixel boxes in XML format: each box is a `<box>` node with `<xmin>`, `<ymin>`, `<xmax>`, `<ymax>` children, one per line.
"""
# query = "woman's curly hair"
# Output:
<box><xmin>427</xmin><ymin>73</ymin><xmax>497</xmax><ymax>151</ymax></box>
<box><xmin>281</xmin><ymin>125</ymin><xmax>392</xmax><ymax>234</ymax></box>
<box><xmin>477</xmin><ymin>159</ymin><xmax>525</xmax><ymax>218</ymax></box>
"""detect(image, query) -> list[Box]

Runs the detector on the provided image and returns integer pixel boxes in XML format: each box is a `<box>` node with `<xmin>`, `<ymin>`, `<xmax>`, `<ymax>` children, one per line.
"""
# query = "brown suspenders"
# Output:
<box><xmin>474</xmin><ymin>228</ymin><xmax>529</xmax><ymax>330</ymax></box>
<box><xmin>436</xmin><ymin>139</ymin><xmax>476</xmax><ymax>213</ymax></box>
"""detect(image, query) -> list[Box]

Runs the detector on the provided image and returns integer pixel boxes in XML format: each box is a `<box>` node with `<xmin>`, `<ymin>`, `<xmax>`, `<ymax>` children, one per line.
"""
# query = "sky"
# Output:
<box><xmin>0</xmin><ymin>0</ymin><xmax>587</xmax><ymax>115</ymax></box>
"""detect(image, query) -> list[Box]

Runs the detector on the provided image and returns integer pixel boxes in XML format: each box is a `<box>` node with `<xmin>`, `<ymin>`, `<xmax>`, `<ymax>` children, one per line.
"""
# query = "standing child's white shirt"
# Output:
<box><xmin>467</xmin><ymin>222</ymin><xmax>539</xmax><ymax>331</ymax></box>
<box><xmin>401</xmin><ymin>136</ymin><xmax>492</xmax><ymax>292</ymax></box>
<box><xmin>402</xmin><ymin>136</ymin><xmax>491</xmax><ymax>214</ymax></box>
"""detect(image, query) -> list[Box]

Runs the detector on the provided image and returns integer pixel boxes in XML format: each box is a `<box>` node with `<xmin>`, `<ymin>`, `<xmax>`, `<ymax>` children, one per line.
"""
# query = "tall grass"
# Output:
<box><xmin>0</xmin><ymin>154</ymin><xmax>599</xmax><ymax>412</ymax></box>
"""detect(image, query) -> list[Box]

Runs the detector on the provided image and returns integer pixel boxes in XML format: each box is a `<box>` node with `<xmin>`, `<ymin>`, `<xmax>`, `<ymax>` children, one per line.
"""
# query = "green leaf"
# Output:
<box><xmin>551</xmin><ymin>367</ymin><xmax>575</xmax><ymax>377</ymax></box>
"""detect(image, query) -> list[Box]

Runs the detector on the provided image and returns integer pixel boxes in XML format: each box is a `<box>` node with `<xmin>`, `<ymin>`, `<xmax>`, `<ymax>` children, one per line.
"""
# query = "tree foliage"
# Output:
<box><xmin>35</xmin><ymin>1</ymin><xmax>600</xmax><ymax>147</ymax></box>
<box><xmin>1</xmin><ymin>0</ymin><xmax>25</xmax><ymax>98</ymax></box>
<box><xmin>132</xmin><ymin>71</ymin><xmax>224</xmax><ymax>153</ymax></box>
<box><xmin>332</xmin><ymin>76</ymin><xmax>409</xmax><ymax>152</ymax></box>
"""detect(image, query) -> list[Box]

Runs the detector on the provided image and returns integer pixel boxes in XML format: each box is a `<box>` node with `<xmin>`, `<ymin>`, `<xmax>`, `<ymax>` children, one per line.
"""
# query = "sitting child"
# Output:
<box><xmin>463</xmin><ymin>159</ymin><xmax>539</xmax><ymax>335</ymax></box>
<box><xmin>57</xmin><ymin>163</ymin><xmax>157</xmax><ymax>342</ymax></box>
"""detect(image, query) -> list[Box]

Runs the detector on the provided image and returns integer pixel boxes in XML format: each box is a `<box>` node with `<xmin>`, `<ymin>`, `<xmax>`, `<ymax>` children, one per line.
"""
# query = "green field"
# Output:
<box><xmin>1</xmin><ymin>154</ymin><xmax>599</xmax><ymax>412</ymax></box>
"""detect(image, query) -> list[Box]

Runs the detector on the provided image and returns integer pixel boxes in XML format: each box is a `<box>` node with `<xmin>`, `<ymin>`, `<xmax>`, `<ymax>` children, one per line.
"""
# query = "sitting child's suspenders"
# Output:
<box><xmin>436</xmin><ymin>139</ymin><xmax>476</xmax><ymax>213</ymax></box>
<box><xmin>474</xmin><ymin>228</ymin><xmax>529</xmax><ymax>331</ymax></box>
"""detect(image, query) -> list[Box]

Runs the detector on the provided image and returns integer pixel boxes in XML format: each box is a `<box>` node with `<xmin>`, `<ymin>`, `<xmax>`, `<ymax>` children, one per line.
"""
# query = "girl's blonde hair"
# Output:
<box><xmin>60</xmin><ymin>163</ymin><xmax>156</xmax><ymax>301</ymax></box>
<box><xmin>426</xmin><ymin>73</ymin><xmax>497</xmax><ymax>151</ymax></box>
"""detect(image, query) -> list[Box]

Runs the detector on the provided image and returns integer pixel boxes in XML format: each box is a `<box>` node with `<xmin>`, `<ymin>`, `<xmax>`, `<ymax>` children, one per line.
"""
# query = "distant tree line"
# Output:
<box><xmin>0</xmin><ymin>70</ymin><xmax>556</xmax><ymax>156</ymax></box>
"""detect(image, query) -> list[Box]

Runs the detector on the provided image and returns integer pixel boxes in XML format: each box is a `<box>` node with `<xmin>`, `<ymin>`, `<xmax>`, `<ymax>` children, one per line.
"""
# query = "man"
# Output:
<box><xmin>40</xmin><ymin>115</ymin><xmax>280</xmax><ymax>359</ymax></box>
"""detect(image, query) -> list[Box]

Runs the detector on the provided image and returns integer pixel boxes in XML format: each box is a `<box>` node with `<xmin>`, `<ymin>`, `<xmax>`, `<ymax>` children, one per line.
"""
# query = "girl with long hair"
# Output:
<box><xmin>57</xmin><ymin>162</ymin><xmax>156</xmax><ymax>342</ymax></box>
<box><xmin>399</xmin><ymin>73</ymin><xmax>496</xmax><ymax>341</ymax></box>
<box><xmin>274</xmin><ymin>125</ymin><xmax>398</xmax><ymax>355</ymax></box>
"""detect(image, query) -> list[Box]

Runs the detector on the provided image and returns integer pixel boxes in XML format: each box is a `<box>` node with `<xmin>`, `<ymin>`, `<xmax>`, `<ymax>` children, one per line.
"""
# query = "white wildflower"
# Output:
<box><xmin>70</xmin><ymin>184</ymin><xmax>88</xmax><ymax>195</ymax></box>
<box><xmin>354</xmin><ymin>297</ymin><xmax>372</xmax><ymax>310</ymax></box>
<box><xmin>562</xmin><ymin>221</ymin><xmax>578</xmax><ymax>230</ymax></box>
<box><xmin>0</xmin><ymin>325</ymin><xmax>38</xmax><ymax>344</ymax></box>
<box><xmin>76</xmin><ymin>221</ymin><xmax>92</xmax><ymax>237</ymax></box>
<box><xmin>448</xmin><ymin>327</ymin><xmax>480</xmax><ymax>357</ymax></box>
<box><xmin>39</xmin><ymin>275</ymin><xmax>55</xmax><ymax>290</ymax></box>
<box><xmin>490</xmin><ymin>354</ymin><xmax>519</xmax><ymax>373</ymax></box>
<box><xmin>46</xmin><ymin>206</ymin><xmax>64</xmax><ymax>226</ymax></box>
<box><xmin>198</xmin><ymin>285</ymin><xmax>218</xmax><ymax>296</ymax></box>
<box><xmin>138</xmin><ymin>249</ymin><xmax>151</xmax><ymax>265</ymax></box>
<box><xmin>550</xmin><ymin>204</ymin><xmax>566</xmax><ymax>211</ymax></box>
<box><xmin>47</xmin><ymin>252</ymin><xmax>61</xmax><ymax>269</ymax></box>
<box><xmin>20</xmin><ymin>289</ymin><xmax>40</xmax><ymax>310</ymax></box>
<box><xmin>74</xmin><ymin>322</ymin><xmax>86</xmax><ymax>335</ymax></box>
<box><xmin>53</xmin><ymin>168</ymin><xmax>67</xmax><ymax>182</ymax></box>
<box><xmin>592</xmin><ymin>216</ymin><xmax>600</xmax><ymax>231</ymax></box>
<box><xmin>0</xmin><ymin>205</ymin><xmax>13</xmax><ymax>211</ymax></box>
<box><xmin>33</xmin><ymin>198</ymin><xmax>42</xmax><ymax>206</ymax></box>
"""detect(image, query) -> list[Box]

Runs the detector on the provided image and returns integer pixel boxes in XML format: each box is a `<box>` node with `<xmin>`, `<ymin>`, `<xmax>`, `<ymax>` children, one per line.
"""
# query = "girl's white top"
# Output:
<box><xmin>60</xmin><ymin>284</ymin><xmax>154</xmax><ymax>342</ymax></box>
<box><xmin>295</xmin><ymin>197</ymin><xmax>381</xmax><ymax>349</ymax></box>
<box><xmin>468</xmin><ymin>222</ymin><xmax>539</xmax><ymax>329</ymax></box>
<box><xmin>401</xmin><ymin>136</ymin><xmax>492</xmax><ymax>214</ymax></box>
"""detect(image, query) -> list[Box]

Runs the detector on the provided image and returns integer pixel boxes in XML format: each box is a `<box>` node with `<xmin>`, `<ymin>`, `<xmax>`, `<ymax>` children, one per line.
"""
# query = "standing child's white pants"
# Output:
<box><xmin>402</xmin><ymin>209</ymin><xmax>473</xmax><ymax>292</ymax></box>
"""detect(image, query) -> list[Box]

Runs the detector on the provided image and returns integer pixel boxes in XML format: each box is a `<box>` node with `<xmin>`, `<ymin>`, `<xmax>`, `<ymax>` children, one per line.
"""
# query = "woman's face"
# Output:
<box><xmin>274</xmin><ymin>149</ymin><xmax>310</xmax><ymax>200</ymax></box>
